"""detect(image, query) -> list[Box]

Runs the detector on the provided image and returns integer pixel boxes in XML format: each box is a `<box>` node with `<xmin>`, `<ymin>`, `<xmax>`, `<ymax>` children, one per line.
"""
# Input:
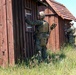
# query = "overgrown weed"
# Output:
<box><xmin>0</xmin><ymin>44</ymin><xmax>76</xmax><ymax>75</ymax></box>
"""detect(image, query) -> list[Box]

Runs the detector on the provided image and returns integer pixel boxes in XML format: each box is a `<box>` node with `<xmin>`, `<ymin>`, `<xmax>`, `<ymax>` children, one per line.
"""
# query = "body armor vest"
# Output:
<box><xmin>36</xmin><ymin>21</ymin><xmax>49</xmax><ymax>46</ymax></box>
<box><xmin>38</xmin><ymin>21</ymin><xmax>49</xmax><ymax>33</ymax></box>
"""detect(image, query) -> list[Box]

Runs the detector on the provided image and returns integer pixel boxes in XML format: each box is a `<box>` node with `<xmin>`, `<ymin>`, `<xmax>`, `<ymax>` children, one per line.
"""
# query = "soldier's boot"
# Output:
<box><xmin>38</xmin><ymin>50</ymin><xmax>42</xmax><ymax>63</ymax></box>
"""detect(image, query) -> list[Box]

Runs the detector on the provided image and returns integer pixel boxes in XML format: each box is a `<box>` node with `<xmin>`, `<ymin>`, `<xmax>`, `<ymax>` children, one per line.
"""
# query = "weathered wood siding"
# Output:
<box><xmin>0</xmin><ymin>0</ymin><xmax>15</xmax><ymax>67</ymax></box>
<box><xmin>12</xmin><ymin>0</ymin><xmax>38</xmax><ymax>63</ymax></box>
<box><xmin>0</xmin><ymin>0</ymin><xmax>38</xmax><ymax>66</ymax></box>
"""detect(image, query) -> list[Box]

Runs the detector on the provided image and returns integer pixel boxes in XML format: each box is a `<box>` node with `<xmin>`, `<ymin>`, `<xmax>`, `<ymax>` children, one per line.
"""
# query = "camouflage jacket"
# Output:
<box><xmin>25</xmin><ymin>17</ymin><xmax>56</xmax><ymax>31</ymax></box>
<box><xmin>25</xmin><ymin>17</ymin><xmax>49</xmax><ymax>33</ymax></box>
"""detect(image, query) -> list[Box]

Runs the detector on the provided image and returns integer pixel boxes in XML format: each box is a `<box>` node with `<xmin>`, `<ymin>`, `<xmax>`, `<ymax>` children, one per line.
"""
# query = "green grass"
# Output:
<box><xmin>0</xmin><ymin>45</ymin><xmax>76</xmax><ymax>75</ymax></box>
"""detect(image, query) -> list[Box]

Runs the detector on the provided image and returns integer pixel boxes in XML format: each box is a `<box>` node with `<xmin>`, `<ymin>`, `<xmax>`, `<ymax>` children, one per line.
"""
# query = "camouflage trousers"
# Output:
<box><xmin>73</xmin><ymin>36</ymin><xmax>76</xmax><ymax>46</ymax></box>
<box><xmin>36</xmin><ymin>38</ymin><xmax>47</xmax><ymax>60</ymax></box>
<box><xmin>69</xmin><ymin>35</ymin><xmax>74</xmax><ymax>45</ymax></box>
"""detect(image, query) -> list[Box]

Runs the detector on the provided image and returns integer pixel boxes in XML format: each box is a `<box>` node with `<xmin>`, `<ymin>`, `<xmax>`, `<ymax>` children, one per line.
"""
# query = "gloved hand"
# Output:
<box><xmin>50</xmin><ymin>23</ymin><xmax>57</xmax><ymax>30</ymax></box>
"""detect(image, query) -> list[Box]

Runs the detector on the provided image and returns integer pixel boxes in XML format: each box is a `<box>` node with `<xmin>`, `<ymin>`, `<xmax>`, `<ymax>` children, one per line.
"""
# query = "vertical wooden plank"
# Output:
<box><xmin>13</xmin><ymin>0</ymin><xmax>21</xmax><ymax>62</ymax></box>
<box><xmin>21</xmin><ymin>0</ymin><xmax>26</xmax><ymax>60</ymax></box>
<box><xmin>12</xmin><ymin>0</ymin><xmax>18</xmax><ymax>62</ymax></box>
<box><xmin>47</xmin><ymin>7</ymin><xmax>56</xmax><ymax>51</ymax></box>
<box><xmin>6</xmin><ymin>0</ymin><xmax>15</xmax><ymax>66</ymax></box>
<box><xmin>18</xmin><ymin>0</ymin><xmax>24</xmax><ymax>61</ymax></box>
<box><xmin>30</xmin><ymin>0</ymin><xmax>33</xmax><ymax>57</ymax></box>
<box><xmin>21</xmin><ymin>0</ymin><xmax>27</xmax><ymax>59</ymax></box>
<box><xmin>16</xmin><ymin>0</ymin><xmax>21</xmax><ymax>61</ymax></box>
<box><xmin>49</xmin><ymin>16</ymin><xmax>56</xmax><ymax>51</ymax></box>
<box><xmin>0</xmin><ymin>0</ymin><xmax>3</xmax><ymax>66</ymax></box>
<box><xmin>58</xmin><ymin>17</ymin><xmax>65</xmax><ymax>47</ymax></box>
<box><xmin>31</xmin><ymin>0</ymin><xmax>37</xmax><ymax>56</ymax></box>
<box><xmin>55</xmin><ymin>16</ymin><xmax>60</xmax><ymax>50</ymax></box>
<box><xmin>1</xmin><ymin>0</ymin><xmax>9</xmax><ymax>67</ymax></box>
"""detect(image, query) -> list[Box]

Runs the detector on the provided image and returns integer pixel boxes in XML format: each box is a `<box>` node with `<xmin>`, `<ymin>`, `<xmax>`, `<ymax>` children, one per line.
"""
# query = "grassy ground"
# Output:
<box><xmin>0</xmin><ymin>45</ymin><xmax>76</xmax><ymax>75</ymax></box>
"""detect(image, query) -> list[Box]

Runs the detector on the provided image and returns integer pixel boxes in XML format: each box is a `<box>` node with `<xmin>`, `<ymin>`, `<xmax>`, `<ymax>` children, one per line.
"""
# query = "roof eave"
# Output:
<box><xmin>46</xmin><ymin>0</ymin><xmax>76</xmax><ymax>21</ymax></box>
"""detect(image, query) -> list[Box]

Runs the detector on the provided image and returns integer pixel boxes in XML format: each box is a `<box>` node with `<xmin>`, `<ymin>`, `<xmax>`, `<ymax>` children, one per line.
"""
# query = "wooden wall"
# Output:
<box><xmin>0</xmin><ymin>0</ymin><xmax>38</xmax><ymax>66</ymax></box>
<box><xmin>12</xmin><ymin>0</ymin><xmax>38</xmax><ymax>63</ymax></box>
<box><xmin>0</xmin><ymin>0</ymin><xmax>71</xmax><ymax>67</ymax></box>
<box><xmin>0</xmin><ymin>0</ymin><xmax>15</xmax><ymax>67</ymax></box>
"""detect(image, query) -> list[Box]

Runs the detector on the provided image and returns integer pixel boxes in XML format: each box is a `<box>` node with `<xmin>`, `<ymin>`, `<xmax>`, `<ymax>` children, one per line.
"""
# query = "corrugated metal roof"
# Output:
<box><xmin>46</xmin><ymin>0</ymin><xmax>76</xmax><ymax>21</ymax></box>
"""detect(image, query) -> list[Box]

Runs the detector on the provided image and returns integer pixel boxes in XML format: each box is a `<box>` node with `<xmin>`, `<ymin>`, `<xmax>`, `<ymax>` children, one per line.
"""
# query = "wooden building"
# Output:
<box><xmin>38</xmin><ymin>0</ymin><xmax>76</xmax><ymax>51</ymax></box>
<box><xmin>0</xmin><ymin>0</ymin><xmax>76</xmax><ymax>67</ymax></box>
<box><xmin>0</xmin><ymin>0</ymin><xmax>45</xmax><ymax>67</ymax></box>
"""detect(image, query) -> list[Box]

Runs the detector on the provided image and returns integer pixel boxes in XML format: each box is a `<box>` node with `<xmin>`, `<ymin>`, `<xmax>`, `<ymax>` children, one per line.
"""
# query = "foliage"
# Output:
<box><xmin>0</xmin><ymin>45</ymin><xmax>76</xmax><ymax>75</ymax></box>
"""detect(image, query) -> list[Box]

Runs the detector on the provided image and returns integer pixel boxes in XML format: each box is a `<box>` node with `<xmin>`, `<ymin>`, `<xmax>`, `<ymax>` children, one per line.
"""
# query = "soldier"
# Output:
<box><xmin>25</xmin><ymin>11</ymin><xmax>56</xmax><ymax>60</ymax></box>
<box><xmin>73</xmin><ymin>28</ymin><xmax>76</xmax><ymax>46</ymax></box>
<box><xmin>64</xmin><ymin>23</ymin><xmax>69</xmax><ymax>43</ymax></box>
<box><xmin>67</xmin><ymin>23</ymin><xmax>75</xmax><ymax>45</ymax></box>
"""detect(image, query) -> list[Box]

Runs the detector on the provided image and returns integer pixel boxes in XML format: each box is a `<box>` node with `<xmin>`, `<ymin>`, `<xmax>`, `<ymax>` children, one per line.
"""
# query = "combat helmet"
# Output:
<box><xmin>39</xmin><ymin>11</ymin><xmax>45</xmax><ymax>19</ymax></box>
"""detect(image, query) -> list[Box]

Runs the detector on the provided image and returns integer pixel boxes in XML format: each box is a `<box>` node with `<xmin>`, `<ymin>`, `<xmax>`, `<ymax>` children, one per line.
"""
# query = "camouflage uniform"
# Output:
<box><xmin>67</xmin><ymin>25</ymin><xmax>75</xmax><ymax>45</ymax></box>
<box><xmin>25</xmin><ymin>11</ymin><xmax>56</xmax><ymax>59</ymax></box>
<box><xmin>73</xmin><ymin>28</ymin><xmax>76</xmax><ymax>46</ymax></box>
